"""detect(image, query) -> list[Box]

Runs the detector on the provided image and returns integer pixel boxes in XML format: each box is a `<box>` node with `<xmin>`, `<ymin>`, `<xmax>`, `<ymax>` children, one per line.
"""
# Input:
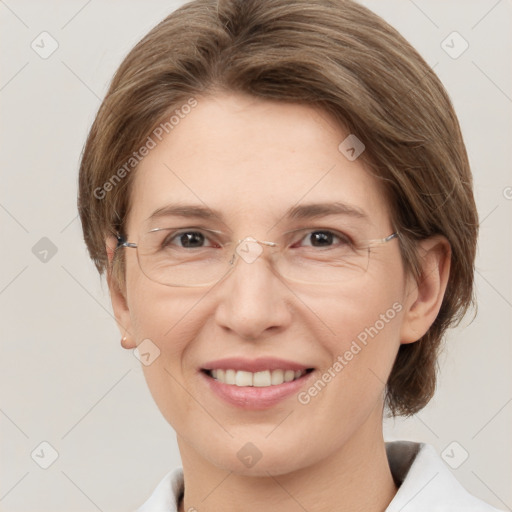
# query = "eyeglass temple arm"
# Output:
<box><xmin>116</xmin><ymin>234</ymin><xmax>137</xmax><ymax>249</ymax></box>
<box><xmin>383</xmin><ymin>232</ymin><xmax>398</xmax><ymax>243</ymax></box>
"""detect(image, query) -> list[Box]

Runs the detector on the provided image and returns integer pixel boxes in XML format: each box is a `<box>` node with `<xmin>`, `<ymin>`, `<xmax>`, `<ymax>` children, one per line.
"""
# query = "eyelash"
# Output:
<box><xmin>161</xmin><ymin>228</ymin><xmax>353</xmax><ymax>249</ymax></box>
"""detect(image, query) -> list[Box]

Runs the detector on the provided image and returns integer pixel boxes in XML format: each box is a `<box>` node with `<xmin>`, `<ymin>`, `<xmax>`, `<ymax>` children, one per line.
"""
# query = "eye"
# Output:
<box><xmin>162</xmin><ymin>230</ymin><xmax>219</xmax><ymax>249</ymax></box>
<box><xmin>294</xmin><ymin>229</ymin><xmax>352</xmax><ymax>248</ymax></box>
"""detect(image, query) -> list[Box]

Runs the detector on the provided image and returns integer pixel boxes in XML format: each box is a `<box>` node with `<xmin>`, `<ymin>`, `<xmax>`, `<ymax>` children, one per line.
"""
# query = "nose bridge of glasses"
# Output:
<box><xmin>232</xmin><ymin>236</ymin><xmax>277</xmax><ymax>265</ymax></box>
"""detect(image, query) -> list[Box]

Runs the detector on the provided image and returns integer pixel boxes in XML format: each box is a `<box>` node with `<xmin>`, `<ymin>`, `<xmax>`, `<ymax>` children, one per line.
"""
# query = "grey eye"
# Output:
<box><xmin>163</xmin><ymin>231</ymin><xmax>215</xmax><ymax>249</ymax></box>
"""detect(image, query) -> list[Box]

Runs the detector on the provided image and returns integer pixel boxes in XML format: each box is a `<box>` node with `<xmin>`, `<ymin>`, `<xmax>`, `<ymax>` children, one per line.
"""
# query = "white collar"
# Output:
<box><xmin>385</xmin><ymin>441</ymin><xmax>502</xmax><ymax>511</ymax></box>
<box><xmin>136</xmin><ymin>441</ymin><xmax>503</xmax><ymax>511</ymax></box>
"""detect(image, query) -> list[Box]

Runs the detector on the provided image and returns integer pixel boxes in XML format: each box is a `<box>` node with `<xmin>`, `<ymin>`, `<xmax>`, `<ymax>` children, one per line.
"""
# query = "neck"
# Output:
<box><xmin>177</xmin><ymin>410</ymin><xmax>397</xmax><ymax>512</ymax></box>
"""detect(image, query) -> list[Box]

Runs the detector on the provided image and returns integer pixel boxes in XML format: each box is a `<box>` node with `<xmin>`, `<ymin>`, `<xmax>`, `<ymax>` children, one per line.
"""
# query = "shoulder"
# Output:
<box><xmin>385</xmin><ymin>441</ymin><xmax>504</xmax><ymax>512</ymax></box>
<box><xmin>135</xmin><ymin>467</ymin><xmax>184</xmax><ymax>512</ymax></box>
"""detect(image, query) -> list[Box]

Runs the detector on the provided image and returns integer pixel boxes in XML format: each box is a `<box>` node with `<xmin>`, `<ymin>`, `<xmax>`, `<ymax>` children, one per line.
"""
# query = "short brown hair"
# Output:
<box><xmin>78</xmin><ymin>0</ymin><xmax>478</xmax><ymax>416</ymax></box>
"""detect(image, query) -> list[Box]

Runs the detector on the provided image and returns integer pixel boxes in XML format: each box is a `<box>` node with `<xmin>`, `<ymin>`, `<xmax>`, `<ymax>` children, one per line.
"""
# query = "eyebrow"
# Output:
<box><xmin>147</xmin><ymin>201</ymin><xmax>369</xmax><ymax>225</ymax></box>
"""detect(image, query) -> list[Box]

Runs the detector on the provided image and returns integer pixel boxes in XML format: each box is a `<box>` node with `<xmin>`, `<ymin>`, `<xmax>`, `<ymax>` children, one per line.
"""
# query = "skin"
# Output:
<box><xmin>107</xmin><ymin>91</ymin><xmax>450</xmax><ymax>512</ymax></box>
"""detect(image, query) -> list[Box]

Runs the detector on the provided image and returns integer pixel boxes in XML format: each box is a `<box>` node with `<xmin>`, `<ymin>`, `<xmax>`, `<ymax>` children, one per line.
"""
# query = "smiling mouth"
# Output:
<box><xmin>203</xmin><ymin>368</ymin><xmax>314</xmax><ymax>387</ymax></box>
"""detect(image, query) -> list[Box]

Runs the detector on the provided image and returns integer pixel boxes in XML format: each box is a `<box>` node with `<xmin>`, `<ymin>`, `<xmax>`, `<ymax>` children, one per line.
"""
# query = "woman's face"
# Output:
<box><xmin>113</xmin><ymin>92</ymin><xmax>415</xmax><ymax>475</ymax></box>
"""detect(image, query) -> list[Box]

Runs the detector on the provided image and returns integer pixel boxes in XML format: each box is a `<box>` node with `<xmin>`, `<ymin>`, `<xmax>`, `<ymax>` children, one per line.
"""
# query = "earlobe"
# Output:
<box><xmin>106</xmin><ymin>236</ymin><xmax>137</xmax><ymax>349</ymax></box>
<box><xmin>399</xmin><ymin>236</ymin><xmax>451</xmax><ymax>344</ymax></box>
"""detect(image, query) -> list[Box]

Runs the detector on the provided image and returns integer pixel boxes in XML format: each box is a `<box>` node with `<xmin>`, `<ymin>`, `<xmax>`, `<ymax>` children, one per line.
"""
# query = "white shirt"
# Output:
<box><xmin>135</xmin><ymin>441</ymin><xmax>504</xmax><ymax>511</ymax></box>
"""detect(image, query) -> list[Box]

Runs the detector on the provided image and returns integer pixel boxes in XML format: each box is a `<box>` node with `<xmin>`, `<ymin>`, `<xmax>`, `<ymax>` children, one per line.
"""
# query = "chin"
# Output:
<box><xmin>202</xmin><ymin>438</ymin><xmax>312</xmax><ymax>477</ymax></box>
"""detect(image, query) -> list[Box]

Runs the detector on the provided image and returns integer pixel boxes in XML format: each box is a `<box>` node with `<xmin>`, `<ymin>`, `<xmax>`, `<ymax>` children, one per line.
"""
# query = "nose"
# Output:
<box><xmin>213</xmin><ymin>237</ymin><xmax>292</xmax><ymax>341</ymax></box>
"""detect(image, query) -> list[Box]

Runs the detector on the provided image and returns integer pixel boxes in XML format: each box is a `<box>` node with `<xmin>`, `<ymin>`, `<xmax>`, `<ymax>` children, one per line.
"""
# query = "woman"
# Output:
<box><xmin>78</xmin><ymin>0</ymin><xmax>503</xmax><ymax>510</ymax></box>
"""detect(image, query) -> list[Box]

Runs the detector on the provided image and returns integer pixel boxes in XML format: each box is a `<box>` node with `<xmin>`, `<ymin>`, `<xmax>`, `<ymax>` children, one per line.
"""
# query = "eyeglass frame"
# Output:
<box><xmin>115</xmin><ymin>227</ymin><xmax>400</xmax><ymax>288</ymax></box>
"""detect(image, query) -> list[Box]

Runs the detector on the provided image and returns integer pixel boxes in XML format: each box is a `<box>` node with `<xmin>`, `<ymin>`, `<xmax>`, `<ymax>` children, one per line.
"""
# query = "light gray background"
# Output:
<box><xmin>1</xmin><ymin>1</ymin><xmax>511</xmax><ymax>511</ymax></box>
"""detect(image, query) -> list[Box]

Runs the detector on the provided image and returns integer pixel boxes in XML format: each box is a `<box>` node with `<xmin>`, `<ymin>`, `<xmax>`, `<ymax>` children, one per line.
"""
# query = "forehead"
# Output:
<box><xmin>127</xmin><ymin>92</ymin><xmax>391</xmax><ymax>232</ymax></box>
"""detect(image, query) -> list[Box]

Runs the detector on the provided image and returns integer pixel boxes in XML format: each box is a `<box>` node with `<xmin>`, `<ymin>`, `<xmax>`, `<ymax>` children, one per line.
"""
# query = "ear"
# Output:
<box><xmin>106</xmin><ymin>235</ymin><xmax>137</xmax><ymax>349</ymax></box>
<box><xmin>400</xmin><ymin>235</ymin><xmax>451</xmax><ymax>344</ymax></box>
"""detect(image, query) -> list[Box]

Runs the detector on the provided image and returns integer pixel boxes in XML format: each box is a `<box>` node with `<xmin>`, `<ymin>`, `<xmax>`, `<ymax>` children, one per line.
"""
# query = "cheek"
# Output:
<box><xmin>128</xmin><ymin>280</ymin><xmax>202</xmax><ymax>357</ymax></box>
<box><xmin>307</xmin><ymin>269</ymin><xmax>404</xmax><ymax>350</ymax></box>
<box><xmin>124</xmin><ymin>253</ymin><xmax>217</xmax><ymax>394</ymax></box>
<box><xmin>125</xmin><ymin>250</ymin><xmax>193</xmax><ymax>342</ymax></box>
<box><xmin>303</xmin><ymin>269</ymin><xmax>406</xmax><ymax>401</ymax></box>
<box><xmin>128</xmin><ymin>286</ymin><xmax>208</xmax><ymax>433</ymax></box>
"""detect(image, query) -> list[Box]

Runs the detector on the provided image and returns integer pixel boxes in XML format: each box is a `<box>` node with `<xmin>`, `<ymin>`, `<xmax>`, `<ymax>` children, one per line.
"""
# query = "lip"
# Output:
<box><xmin>201</xmin><ymin>357</ymin><xmax>310</xmax><ymax>373</ymax></box>
<box><xmin>199</xmin><ymin>358</ymin><xmax>315</xmax><ymax>410</ymax></box>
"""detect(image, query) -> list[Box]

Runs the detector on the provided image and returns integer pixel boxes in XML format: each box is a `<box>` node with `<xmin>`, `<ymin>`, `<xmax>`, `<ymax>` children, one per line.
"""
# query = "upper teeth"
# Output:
<box><xmin>209</xmin><ymin>369</ymin><xmax>306</xmax><ymax>387</ymax></box>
